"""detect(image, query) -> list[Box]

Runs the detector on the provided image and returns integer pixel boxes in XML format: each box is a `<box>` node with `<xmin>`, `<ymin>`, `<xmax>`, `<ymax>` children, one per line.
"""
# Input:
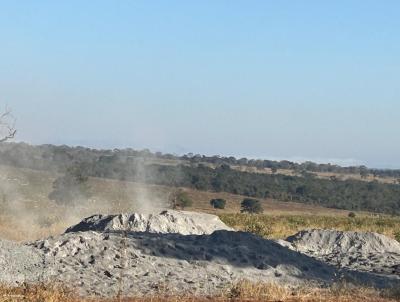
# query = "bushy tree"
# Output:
<box><xmin>210</xmin><ymin>198</ymin><xmax>226</xmax><ymax>209</ymax></box>
<box><xmin>49</xmin><ymin>164</ymin><xmax>92</xmax><ymax>205</ymax></box>
<box><xmin>170</xmin><ymin>189</ymin><xmax>192</xmax><ymax>210</ymax></box>
<box><xmin>240</xmin><ymin>198</ymin><xmax>263</xmax><ymax>213</ymax></box>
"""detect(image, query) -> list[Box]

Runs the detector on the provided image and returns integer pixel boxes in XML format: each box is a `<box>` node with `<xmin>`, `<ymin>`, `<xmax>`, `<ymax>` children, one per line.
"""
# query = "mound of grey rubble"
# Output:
<box><xmin>282</xmin><ymin>229</ymin><xmax>400</xmax><ymax>276</ymax></box>
<box><xmin>0</xmin><ymin>210</ymin><xmax>399</xmax><ymax>297</ymax></box>
<box><xmin>0</xmin><ymin>239</ymin><xmax>45</xmax><ymax>284</ymax></box>
<box><xmin>65</xmin><ymin>210</ymin><xmax>233</xmax><ymax>235</ymax></box>
<box><xmin>30</xmin><ymin>230</ymin><xmax>339</xmax><ymax>296</ymax></box>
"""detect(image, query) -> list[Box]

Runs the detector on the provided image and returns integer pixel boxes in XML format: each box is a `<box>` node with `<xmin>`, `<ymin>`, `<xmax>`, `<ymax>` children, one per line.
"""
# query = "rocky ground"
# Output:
<box><xmin>0</xmin><ymin>210</ymin><xmax>399</xmax><ymax>297</ymax></box>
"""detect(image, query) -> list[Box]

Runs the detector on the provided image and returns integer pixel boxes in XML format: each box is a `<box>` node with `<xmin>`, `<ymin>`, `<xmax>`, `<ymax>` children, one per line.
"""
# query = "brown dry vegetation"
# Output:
<box><xmin>220</xmin><ymin>213</ymin><xmax>400</xmax><ymax>240</ymax></box>
<box><xmin>1</xmin><ymin>281</ymin><xmax>399</xmax><ymax>302</ymax></box>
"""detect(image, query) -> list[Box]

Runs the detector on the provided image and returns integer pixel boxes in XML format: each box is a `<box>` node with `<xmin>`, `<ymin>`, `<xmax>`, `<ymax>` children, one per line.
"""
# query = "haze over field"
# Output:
<box><xmin>0</xmin><ymin>1</ymin><xmax>399</xmax><ymax>168</ymax></box>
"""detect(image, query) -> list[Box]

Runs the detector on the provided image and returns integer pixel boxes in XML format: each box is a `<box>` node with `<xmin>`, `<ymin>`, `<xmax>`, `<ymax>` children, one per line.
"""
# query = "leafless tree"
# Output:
<box><xmin>0</xmin><ymin>106</ymin><xmax>16</xmax><ymax>142</ymax></box>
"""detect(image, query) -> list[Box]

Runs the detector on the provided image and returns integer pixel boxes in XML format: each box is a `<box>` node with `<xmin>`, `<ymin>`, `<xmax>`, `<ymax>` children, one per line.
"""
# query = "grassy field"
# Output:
<box><xmin>1</xmin><ymin>281</ymin><xmax>399</xmax><ymax>302</ymax></box>
<box><xmin>220</xmin><ymin>213</ymin><xmax>400</xmax><ymax>241</ymax></box>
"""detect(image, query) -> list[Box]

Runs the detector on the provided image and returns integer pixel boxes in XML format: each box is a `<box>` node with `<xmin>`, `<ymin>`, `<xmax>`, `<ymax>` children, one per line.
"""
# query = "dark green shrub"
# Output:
<box><xmin>240</xmin><ymin>198</ymin><xmax>263</xmax><ymax>214</ymax></box>
<box><xmin>210</xmin><ymin>198</ymin><xmax>226</xmax><ymax>209</ymax></box>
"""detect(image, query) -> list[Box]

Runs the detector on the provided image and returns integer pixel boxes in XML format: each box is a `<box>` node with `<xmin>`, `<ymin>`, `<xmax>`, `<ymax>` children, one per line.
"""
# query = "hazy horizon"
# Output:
<box><xmin>9</xmin><ymin>139</ymin><xmax>372</xmax><ymax>169</ymax></box>
<box><xmin>1</xmin><ymin>1</ymin><xmax>399</xmax><ymax>169</ymax></box>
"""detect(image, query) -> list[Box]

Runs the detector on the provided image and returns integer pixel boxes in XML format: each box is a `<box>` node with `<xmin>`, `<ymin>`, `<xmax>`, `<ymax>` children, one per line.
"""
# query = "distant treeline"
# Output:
<box><xmin>0</xmin><ymin>142</ymin><xmax>400</xmax><ymax>214</ymax></box>
<box><xmin>1</xmin><ymin>142</ymin><xmax>399</xmax><ymax>178</ymax></box>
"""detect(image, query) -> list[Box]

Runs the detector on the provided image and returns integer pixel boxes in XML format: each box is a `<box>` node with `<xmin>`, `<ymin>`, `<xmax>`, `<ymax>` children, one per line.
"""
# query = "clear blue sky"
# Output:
<box><xmin>0</xmin><ymin>1</ymin><xmax>399</xmax><ymax>168</ymax></box>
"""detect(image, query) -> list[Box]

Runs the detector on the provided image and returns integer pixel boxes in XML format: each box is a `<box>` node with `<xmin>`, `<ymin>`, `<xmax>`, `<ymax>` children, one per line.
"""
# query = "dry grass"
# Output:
<box><xmin>220</xmin><ymin>213</ymin><xmax>400</xmax><ymax>240</ymax></box>
<box><xmin>0</xmin><ymin>283</ymin><xmax>77</xmax><ymax>302</ymax></box>
<box><xmin>225</xmin><ymin>280</ymin><xmax>400</xmax><ymax>301</ymax></box>
<box><xmin>0</xmin><ymin>282</ymin><xmax>399</xmax><ymax>302</ymax></box>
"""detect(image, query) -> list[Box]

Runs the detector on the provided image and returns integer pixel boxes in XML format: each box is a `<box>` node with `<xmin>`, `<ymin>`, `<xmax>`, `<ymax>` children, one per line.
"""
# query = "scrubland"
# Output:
<box><xmin>220</xmin><ymin>213</ymin><xmax>400</xmax><ymax>241</ymax></box>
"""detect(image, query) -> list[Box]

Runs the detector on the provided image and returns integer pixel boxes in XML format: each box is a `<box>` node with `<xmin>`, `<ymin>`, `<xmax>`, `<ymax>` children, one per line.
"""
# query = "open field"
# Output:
<box><xmin>0</xmin><ymin>164</ymin><xmax>399</xmax><ymax>242</ymax></box>
<box><xmin>0</xmin><ymin>164</ymin><xmax>375</xmax><ymax>217</ymax></box>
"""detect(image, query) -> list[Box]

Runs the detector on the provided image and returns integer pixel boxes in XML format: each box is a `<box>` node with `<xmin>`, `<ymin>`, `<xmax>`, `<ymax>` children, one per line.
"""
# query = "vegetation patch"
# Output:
<box><xmin>219</xmin><ymin>213</ymin><xmax>400</xmax><ymax>240</ymax></box>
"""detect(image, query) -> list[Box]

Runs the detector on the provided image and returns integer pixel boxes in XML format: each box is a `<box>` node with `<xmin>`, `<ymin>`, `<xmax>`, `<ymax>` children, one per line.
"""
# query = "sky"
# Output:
<box><xmin>0</xmin><ymin>1</ymin><xmax>399</xmax><ymax>168</ymax></box>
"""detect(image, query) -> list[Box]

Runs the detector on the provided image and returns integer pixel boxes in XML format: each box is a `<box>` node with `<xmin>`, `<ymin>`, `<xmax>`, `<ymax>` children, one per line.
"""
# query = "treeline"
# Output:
<box><xmin>0</xmin><ymin>143</ymin><xmax>400</xmax><ymax>214</ymax></box>
<box><xmin>1</xmin><ymin>142</ymin><xmax>400</xmax><ymax>178</ymax></box>
<box><xmin>115</xmin><ymin>164</ymin><xmax>400</xmax><ymax>215</ymax></box>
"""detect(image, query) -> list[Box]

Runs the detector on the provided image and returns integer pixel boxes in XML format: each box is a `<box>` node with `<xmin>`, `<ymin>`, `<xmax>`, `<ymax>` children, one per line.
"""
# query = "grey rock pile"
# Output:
<box><xmin>283</xmin><ymin>229</ymin><xmax>400</xmax><ymax>276</ymax></box>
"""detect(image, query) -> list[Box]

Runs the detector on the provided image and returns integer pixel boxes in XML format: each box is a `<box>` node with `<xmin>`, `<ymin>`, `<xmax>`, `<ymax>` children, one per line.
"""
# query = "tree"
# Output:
<box><xmin>210</xmin><ymin>198</ymin><xmax>226</xmax><ymax>209</ymax></box>
<box><xmin>240</xmin><ymin>198</ymin><xmax>263</xmax><ymax>213</ymax></box>
<box><xmin>169</xmin><ymin>189</ymin><xmax>192</xmax><ymax>210</ymax></box>
<box><xmin>49</xmin><ymin>164</ymin><xmax>92</xmax><ymax>205</ymax></box>
<box><xmin>0</xmin><ymin>106</ymin><xmax>16</xmax><ymax>142</ymax></box>
<box><xmin>359</xmin><ymin>166</ymin><xmax>369</xmax><ymax>179</ymax></box>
